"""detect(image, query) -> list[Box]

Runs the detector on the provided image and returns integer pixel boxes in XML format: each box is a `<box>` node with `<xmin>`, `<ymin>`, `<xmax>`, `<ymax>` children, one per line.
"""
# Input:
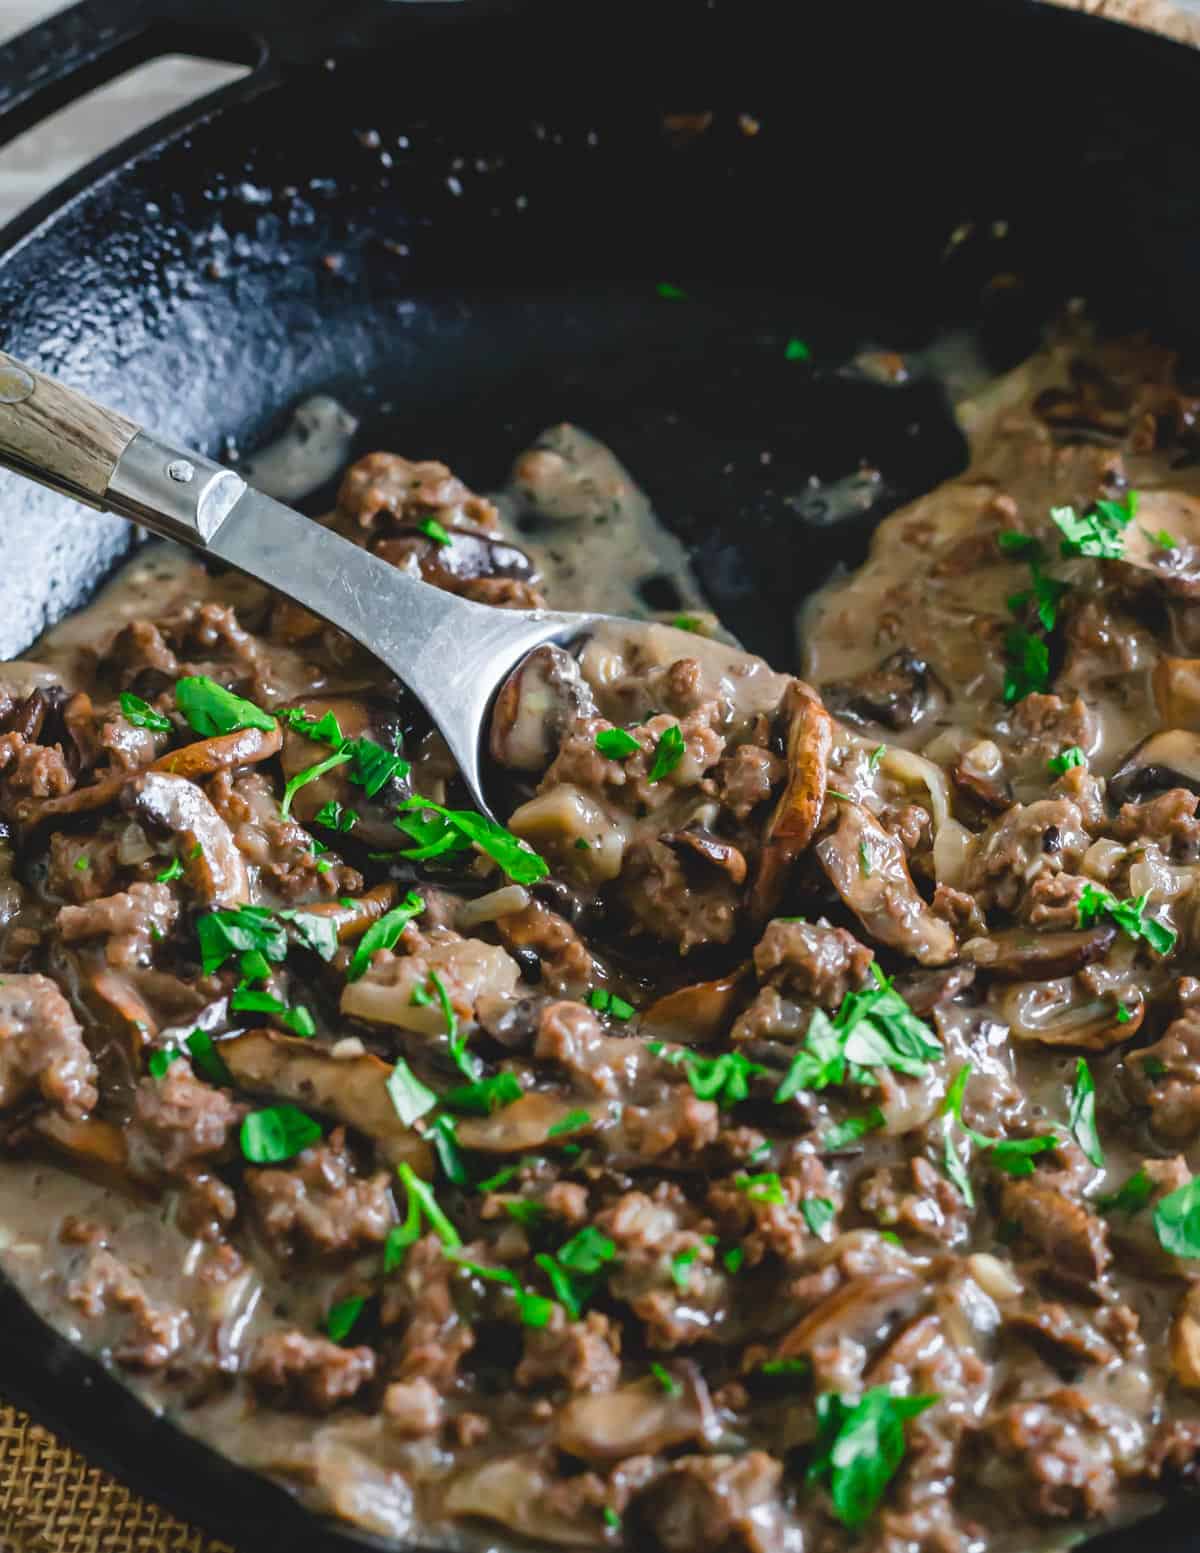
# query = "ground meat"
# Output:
<box><xmin>858</xmin><ymin>1157</ymin><xmax>970</xmax><ymax>1244</ymax></box>
<box><xmin>0</xmin><ymin>731</ymin><xmax>74</xmax><ymax>798</ymax></box>
<box><xmin>965</xmin><ymin>800</ymin><xmax>1092</xmax><ymax>911</ymax></box>
<box><xmin>338</xmin><ymin>451</ymin><xmax>500</xmax><ymax>534</ymax></box>
<box><xmin>621</xmin><ymin>838</ymin><xmax>739</xmax><ymax>953</ymax></box>
<box><xmin>381</xmin><ymin>1234</ymin><xmax>475</xmax><ymax>1391</ymax></box>
<box><xmin>1125</xmin><ymin>1009</ymin><xmax>1200</xmax><ymax>1141</ymax></box>
<box><xmin>207</xmin><ymin>770</ymin><xmax>361</xmax><ymax>900</ymax></box>
<box><xmin>0</xmin><ymin>973</ymin><xmax>98</xmax><ymax>1120</ymax></box>
<box><xmin>1147</xmin><ymin>1419</ymin><xmax>1200</xmax><ymax>1484</ymax></box>
<box><xmin>496</xmin><ymin>900</ymin><xmax>596</xmax><ymax>996</ymax></box>
<box><xmin>382</xmin><ymin>1377</ymin><xmax>444</xmax><ymax>1438</ymax></box>
<box><xmin>930</xmin><ymin>883</ymin><xmax>987</xmax><ymax>938</ymax></box>
<box><xmin>66</xmin><ymin>1247</ymin><xmax>192</xmax><ymax>1370</ymax></box>
<box><xmin>987</xmin><ymin>1390</ymin><xmax>1121</xmax><ymax>1519</ymax></box>
<box><xmin>533</xmin><ymin>1000</ymin><xmax>623</xmax><ymax>1095</ymax></box>
<box><xmin>515</xmin><ymin>1309</ymin><xmax>622</xmax><ymax>1393</ymax></box>
<box><xmin>751</xmin><ymin>917</ymin><xmax>874</xmax><ymax>1006</ymax></box>
<box><xmin>125</xmin><ymin>1064</ymin><xmax>241</xmax><ymax>1179</ymax></box>
<box><xmin>541</xmin><ymin>709</ymin><xmax>725</xmax><ymax>813</ymax></box>
<box><xmin>107</xmin><ymin>619</ymin><xmax>180</xmax><ymax>685</ymax></box>
<box><xmin>246</xmin><ymin>1131</ymin><xmax>394</xmax><ymax>1260</ymax></box>
<box><xmin>714</xmin><ymin>743</ymin><xmax>784</xmax><ymax>820</ymax></box>
<box><xmin>459</xmin><ymin>576</ymin><xmax>545</xmax><ymax>609</ymax></box>
<box><xmin>619</xmin><ymin>1093</ymin><xmax>721</xmax><ymax>1162</ymax></box>
<box><xmin>249</xmin><ymin>1328</ymin><xmax>376</xmax><ymax>1411</ymax></box>
<box><xmin>1001</xmin><ymin>1180</ymin><xmax>1111</xmax><ymax>1291</ymax></box>
<box><xmin>57</xmin><ymin>882</ymin><xmax>178</xmax><ymax>968</ymax></box>
<box><xmin>1007</xmin><ymin>693</ymin><xmax>1097</xmax><ymax>765</ymax></box>
<box><xmin>1018</xmin><ymin>872</ymin><xmax>1091</xmax><ymax>930</ymax></box>
<box><xmin>627</xmin><ymin>1451</ymin><xmax>785</xmax><ymax>1553</ymax></box>
<box><xmin>1111</xmin><ymin>789</ymin><xmax>1200</xmax><ymax>857</ymax></box>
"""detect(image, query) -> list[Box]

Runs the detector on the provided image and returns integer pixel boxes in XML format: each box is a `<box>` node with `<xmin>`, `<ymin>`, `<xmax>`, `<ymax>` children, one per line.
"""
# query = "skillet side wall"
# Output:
<box><xmin>0</xmin><ymin>1</ymin><xmax>1199</xmax><ymax>1549</ymax></box>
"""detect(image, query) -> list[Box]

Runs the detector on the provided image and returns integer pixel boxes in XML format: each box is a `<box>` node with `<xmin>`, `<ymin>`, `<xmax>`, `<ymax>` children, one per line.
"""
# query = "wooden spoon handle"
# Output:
<box><xmin>0</xmin><ymin>350</ymin><xmax>139</xmax><ymax>506</ymax></box>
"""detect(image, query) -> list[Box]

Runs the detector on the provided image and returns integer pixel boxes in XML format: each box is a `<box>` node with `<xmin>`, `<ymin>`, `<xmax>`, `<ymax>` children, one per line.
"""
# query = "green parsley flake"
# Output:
<box><xmin>784</xmin><ymin>337</ymin><xmax>812</xmax><ymax>362</ymax></box>
<box><xmin>325</xmin><ymin>1295</ymin><xmax>365</xmax><ymax>1344</ymax></box>
<box><xmin>346</xmin><ymin>890</ymin><xmax>425</xmax><ymax>981</ymax></box>
<box><xmin>1142</xmin><ymin>526</ymin><xmax>1177</xmax><ymax>551</ymax></box>
<box><xmin>314</xmin><ymin>800</ymin><xmax>358</xmax><ymax>832</ymax></box>
<box><xmin>197</xmin><ymin>905</ymin><xmax>288</xmax><ymax>975</ymax></box>
<box><xmin>1154</xmin><ymin>1173</ymin><xmax>1200</xmax><ymax>1258</ymax></box>
<box><xmin>656</xmin><ymin>282</ymin><xmax>687</xmax><ymax>301</ymax></box>
<box><xmin>671</xmin><ymin>614</ymin><xmax>703</xmax><ymax>633</ymax></box>
<box><xmin>722</xmin><ymin>1246</ymin><xmax>745</xmax><ymax>1275</ymax></box>
<box><xmin>736</xmin><ymin>1171</ymin><xmax>787</xmax><ymax>1205</ymax></box>
<box><xmin>394</xmin><ymin>794</ymin><xmax>548</xmax><ymax>884</ymax></box>
<box><xmin>175</xmin><ymin>676</ymin><xmax>276</xmax><ymax>736</ymax></box>
<box><xmin>802</xmin><ymin>1198</ymin><xmax>836</xmax><ymax>1238</ymax></box>
<box><xmin>427</xmin><ymin>968</ymin><xmax>479</xmax><ymax>1080</ymax></box>
<box><xmin>185</xmin><ymin>1029</ymin><xmax>233</xmax><ymax>1088</ymax></box>
<box><xmin>1048</xmin><ymin>746</ymin><xmax>1086</xmax><ymax>776</ymax></box>
<box><xmin>73</xmin><ymin>856</ymin><xmax>89</xmax><ymax>872</ymax></box>
<box><xmin>807</xmin><ymin>1388</ymin><xmax>939</xmax><ymax>1528</ymax></box>
<box><xmin>240</xmin><ymin>1105</ymin><xmax>322</xmax><ymax>1164</ymax></box>
<box><xmin>1077</xmin><ymin>882</ymin><xmax>1177</xmax><ymax>956</ymax></box>
<box><xmin>386</xmin><ymin>1059</ymin><xmax>437</xmax><ymax>1126</ymax></box>
<box><xmin>595</xmin><ymin>727</ymin><xmax>641</xmax><ymax>759</ymax></box>
<box><xmin>147</xmin><ymin>1049</ymin><xmax>182</xmax><ymax>1079</ymax></box>
<box><xmin>1098</xmin><ymin>1167</ymin><xmax>1153</xmax><ymax>1216</ymax></box>
<box><xmin>280</xmin><ymin>747</ymin><xmax>352</xmax><ymax>817</ymax></box>
<box><xmin>650</xmin><ymin>1362</ymin><xmax>681</xmax><ymax>1395</ymax></box>
<box><xmin>822</xmin><ymin>1107</ymin><xmax>885</xmax><ymax>1151</ymax></box>
<box><xmin>1051</xmin><ymin>493</ymin><xmax>1136</xmax><ymax>560</ymax></box>
<box><xmin>670</xmin><ymin>1246</ymin><xmax>700</xmax><ymax>1290</ymax></box>
<box><xmin>442</xmin><ymin>1072</ymin><xmax>523</xmax><ymax>1115</ymax></box>
<box><xmin>547</xmin><ymin>1108</ymin><xmax>592</xmax><ymax>1140</ymax></box>
<box><xmin>1068</xmin><ymin>1058</ymin><xmax>1104</xmax><ymax>1168</ymax></box>
<box><xmin>868</xmin><ymin>745</ymin><xmax>886</xmax><ymax>774</ymax></box>
<box><xmin>386</xmin><ymin>1162</ymin><xmax>462</xmax><ymax>1270</ymax></box>
<box><xmin>119</xmin><ymin>692</ymin><xmax>172</xmax><ymax>734</ymax></box>
<box><xmin>155</xmin><ymin>857</ymin><xmax>184</xmax><ymax>884</ymax></box>
<box><xmin>648</xmin><ymin>723</ymin><xmax>686</xmax><ymax>783</ymax></box>
<box><xmin>418</xmin><ymin>516</ymin><xmax>452</xmax><ymax>546</ymax></box>
<box><xmin>430</xmin><ymin>1113</ymin><xmax>469</xmax><ymax>1185</ymax></box>
<box><xmin>603</xmin><ymin>1508</ymin><xmax>622</xmax><ymax>1532</ymax></box>
<box><xmin>649</xmin><ymin>1043</ymin><xmax>764</xmax><ymax>1107</ymax></box>
<box><xmin>1003</xmin><ymin>626</ymin><xmax>1050</xmax><ymax>704</ymax></box>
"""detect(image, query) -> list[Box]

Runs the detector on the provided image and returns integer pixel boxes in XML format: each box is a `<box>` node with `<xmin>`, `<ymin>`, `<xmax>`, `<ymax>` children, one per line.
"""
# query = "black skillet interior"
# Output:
<box><xmin>2</xmin><ymin>0</ymin><xmax>1200</xmax><ymax>1545</ymax></box>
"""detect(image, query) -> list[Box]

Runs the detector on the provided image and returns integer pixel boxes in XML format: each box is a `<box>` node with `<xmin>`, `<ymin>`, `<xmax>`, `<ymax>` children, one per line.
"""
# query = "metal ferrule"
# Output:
<box><xmin>105</xmin><ymin>430</ymin><xmax>245</xmax><ymax>547</ymax></box>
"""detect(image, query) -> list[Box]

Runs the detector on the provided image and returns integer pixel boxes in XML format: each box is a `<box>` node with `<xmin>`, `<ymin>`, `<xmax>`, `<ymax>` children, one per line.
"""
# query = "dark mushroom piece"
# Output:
<box><xmin>776</xmin><ymin>1273</ymin><xmax>925</xmax><ymax>1360</ymax></box>
<box><xmin>661</xmin><ymin>826</ymin><xmax>748</xmax><ymax>886</ymax></box>
<box><xmin>151</xmin><ymin>723</ymin><xmax>282</xmax><ymax>780</ymax></box>
<box><xmin>555</xmin><ymin>1367</ymin><xmax>717</xmax><ymax>1463</ymax></box>
<box><xmin>641</xmin><ymin>965</ymin><xmax>754</xmax><ymax>1045</ymax></box>
<box><xmin>750</xmin><ymin>681</ymin><xmax>831</xmax><ymax>919</ymax></box>
<box><xmin>130</xmin><ymin>771</ymin><xmax>249</xmax><ymax>907</ymax></box>
<box><xmin>489</xmin><ymin>643</ymin><xmax>597</xmax><ymax>771</ymax></box>
<box><xmin>951</xmin><ymin>744</ymin><xmax>1012</xmax><ymax>813</ymax></box>
<box><xmin>964</xmin><ymin>924</ymin><xmax>1116</xmax><ymax>981</ymax></box>
<box><xmin>822</xmin><ymin>648</ymin><xmax>945</xmax><ymax>731</ymax></box>
<box><xmin>454</xmin><ymin>1093</ymin><xmax>606</xmax><ymax>1154</ymax></box>
<box><xmin>372</xmin><ymin>523</ymin><xmax>539</xmax><ymax>593</ymax></box>
<box><xmin>10</xmin><ymin>770</ymin><xmax>129</xmax><ymax>831</ymax></box>
<box><xmin>995</xmin><ymin>977</ymin><xmax>1144</xmax><ymax>1050</ymax></box>
<box><xmin>1109</xmin><ymin>729</ymin><xmax>1200</xmax><ymax>804</ymax></box>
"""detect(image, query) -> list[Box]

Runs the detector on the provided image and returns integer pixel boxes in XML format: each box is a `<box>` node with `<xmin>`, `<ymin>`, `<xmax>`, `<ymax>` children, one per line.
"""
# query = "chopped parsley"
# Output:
<box><xmin>73</xmin><ymin>856</ymin><xmax>89</xmax><ymax>871</ymax></box>
<box><xmin>1142</xmin><ymin>525</ymin><xmax>1177</xmax><ymax>551</ymax></box>
<box><xmin>761</xmin><ymin>1357</ymin><xmax>811</xmax><ymax>1378</ymax></box>
<box><xmin>997</xmin><ymin>530</ymin><xmax>1038</xmax><ymax>554</ymax></box>
<box><xmin>671</xmin><ymin>614</ymin><xmax>703</xmax><ymax>632</ymax></box>
<box><xmin>1003</xmin><ymin>626</ymin><xmax>1051</xmax><ymax>703</ymax></box>
<box><xmin>386</xmin><ymin>1059</ymin><xmax>437</xmax><ymax>1126</ymax></box>
<box><xmin>385</xmin><ymin>1161</ymin><xmax>462</xmax><ymax>1269</ymax></box>
<box><xmin>807</xmin><ymin>1388</ymin><xmax>938</xmax><ymax>1528</ymax></box>
<box><xmin>648</xmin><ymin>1043</ymin><xmax>764</xmax><ymax>1107</ymax></box>
<box><xmin>603</xmin><ymin>1508</ymin><xmax>622</xmax><ymax>1532</ymax></box>
<box><xmin>196</xmin><ymin>905</ymin><xmax>288</xmax><ymax>975</ymax></box>
<box><xmin>449</xmin><ymin>1253</ymin><xmax>556</xmax><ymax>1327</ymax></box>
<box><xmin>1098</xmin><ymin>1167</ymin><xmax>1153</xmax><ymax>1216</ymax></box>
<box><xmin>418</xmin><ymin>516</ymin><xmax>451</xmax><ymax>546</ymax></box>
<box><xmin>442</xmin><ymin>1072</ymin><xmax>523</xmax><ymax>1115</ymax></box>
<box><xmin>280</xmin><ymin>747</ymin><xmax>352</xmax><ymax>817</ymax></box>
<box><xmin>858</xmin><ymin>841</ymin><xmax>873</xmax><ymax>877</ymax></box>
<box><xmin>941</xmin><ymin>1062</ymin><xmax>1057</xmax><ymax>1180</ymax></box>
<box><xmin>430</xmin><ymin>1113</ymin><xmax>469</xmax><ymax>1185</ymax></box>
<box><xmin>821</xmin><ymin>1108</ymin><xmax>885</xmax><ymax>1150</ymax></box>
<box><xmin>656</xmin><ymin>282</ymin><xmax>687</xmax><ymax>301</ymax></box>
<box><xmin>394</xmin><ymin>795</ymin><xmax>548</xmax><ymax>884</ymax></box>
<box><xmin>774</xmin><ymin>966</ymin><xmax>942</xmax><ymax>1098</ymax></box>
<box><xmin>240</xmin><ymin>1104</ymin><xmax>322</xmax><ymax>1163</ymax></box>
<box><xmin>595</xmin><ymin>727</ymin><xmax>640</xmax><ymax>759</ymax></box>
<box><xmin>647</xmin><ymin>723</ymin><xmax>686</xmax><ymax>783</ymax></box>
<box><xmin>650</xmin><ymin>1362</ymin><xmax>681</xmax><ymax>1395</ymax></box>
<box><xmin>1068</xmin><ymin>1058</ymin><xmax>1104</xmax><ymax>1168</ymax></box>
<box><xmin>314</xmin><ymin>800</ymin><xmax>357</xmax><ymax>832</ymax></box>
<box><xmin>1048</xmin><ymin>746</ymin><xmax>1086</xmax><ymax>775</ymax></box>
<box><xmin>670</xmin><ymin>1246</ymin><xmax>700</xmax><ymax>1290</ymax></box>
<box><xmin>784</xmin><ymin>337</ymin><xmax>812</xmax><ymax>362</ymax></box>
<box><xmin>346</xmin><ymin>890</ymin><xmax>425</xmax><ymax>981</ymax></box>
<box><xmin>735</xmin><ymin>1171</ymin><xmax>787</xmax><ymax>1205</ymax></box>
<box><xmin>147</xmin><ymin>1049</ymin><xmax>182</xmax><ymax>1079</ymax></box>
<box><xmin>175</xmin><ymin>676</ymin><xmax>276</xmax><ymax>736</ymax></box>
<box><xmin>547</xmin><ymin>1108</ymin><xmax>592</xmax><ymax>1139</ymax></box>
<box><xmin>802</xmin><ymin>1198</ymin><xmax>836</xmax><ymax>1238</ymax></box>
<box><xmin>325</xmin><ymin>1296</ymin><xmax>365</xmax><ymax>1344</ymax></box>
<box><xmin>428</xmin><ymin>968</ymin><xmax>479</xmax><ymax>1080</ymax></box>
<box><xmin>588</xmin><ymin>987</ymin><xmax>635</xmax><ymax>1020</ymax></box>
<box><xmin>1077</xmin><ymin>882</ymin><xmax>1177</xmax><ymax>955</ymax></box>
<box><xmin>1051</xmin><ymin>492</ymin><xmax>1136</xmax><ymax>559</ymax></box>
<box><xmin>722</xmin><ymin>1246</ymin><xmax>745</xmax><ymax>1275</ymax></box>
<box><xmin>534</xmin><ymin>1226</ymin><xmax>616</xmax><ymax>1319</ymax></box>
<box><xmin>119</xmin><ymin>691</ymin><xmax>172</xmax><ymax>734</ymax></box>
<box><xmin>868</xmin><ymin>745</ymin><xmax>886</xmax><ymax>774</ymax></box>
<box><xmin>229</xmin><ymin>985</ymin><xmax>315</xmax><ymax>1038</ymax></box>
<box><xmin>185</xmin><ymin>1029</ymin><xmax>233</xmax><ymax>1088</ymax></box>
<box><xmin>155</xmin><ymin>856</ymin><xmax>184</xmax><ymax>883</ymax></box>
<box><xmin>1154</xmin><ymin>1174</ymin><xmax>1200</xmax><ymax>1258</ymax></box>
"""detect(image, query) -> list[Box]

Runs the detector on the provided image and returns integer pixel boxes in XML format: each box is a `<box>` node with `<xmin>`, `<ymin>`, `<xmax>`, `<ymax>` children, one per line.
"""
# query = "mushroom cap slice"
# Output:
<box><xmin>750</xmin><ymin>681</ymin><xmax>831</xmax><ymax>919</ymax></box>
<box><xmin>150</xmin><ymin>723</ymin><xmax>281</xmax><ymax>780</ymax></box>
<box><xmin>131</xmin><ymin>770</ymin><xmax>249</xmax><ymax>907</ymax></box>
<box><xmin>963</xmin><ymin>924</ymin><xmax>1116</xmax><ymax>981</ymax></box>
<box><xmin>555</xmin><ymin>1370</ymin><xmax>716</xmax><ymax>1463</ymax></box>
<box><xmin>219</xmin><ymin>1029</ymin><xmax>431</xmax><ymax>1172</ymax></box>
<box><xmin>454</xmin><ymin>1092</ymin><xmax>606</xmax><ymax>1154</ymax></box>
<box><xmin>1109</xmin><ymin>729</ymin><xmax>1200</xmax><ymax>804</ymax></box>
<box><xmin>640</xmin><ymin>965</ymin><xmax>754</xmax><ymax>1045</ymax></box>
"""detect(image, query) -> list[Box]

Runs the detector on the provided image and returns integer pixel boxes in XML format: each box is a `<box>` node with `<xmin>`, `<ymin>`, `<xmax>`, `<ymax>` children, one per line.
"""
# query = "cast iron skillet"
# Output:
<box><xmin>2</xmin><ymin>0</ymin><xmax>1200</xmax><ymax>1546</ymax></box>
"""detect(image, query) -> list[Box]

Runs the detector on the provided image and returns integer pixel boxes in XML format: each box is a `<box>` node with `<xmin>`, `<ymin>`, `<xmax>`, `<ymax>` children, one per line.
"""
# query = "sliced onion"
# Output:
<box><xmin>881</xmin><ymin>745</ymin><xmax>951</xmax><ymax>836</ymax></box>
<box><xmin>933</xmin><ymin>816</ymin><xmax>974</xmax><ymax>888</ymax></box>
<box><xmin>457</xmin><ymin>885</ymin><xmax>531</xmax><ymax>930</ymax></box>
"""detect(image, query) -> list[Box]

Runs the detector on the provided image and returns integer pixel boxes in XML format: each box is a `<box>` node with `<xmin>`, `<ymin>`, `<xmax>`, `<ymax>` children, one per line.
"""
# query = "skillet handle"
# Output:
<box><xmin>0</xmin><ymin>351</ymin><xmax>139</xmax><ymax>509</ymax></box>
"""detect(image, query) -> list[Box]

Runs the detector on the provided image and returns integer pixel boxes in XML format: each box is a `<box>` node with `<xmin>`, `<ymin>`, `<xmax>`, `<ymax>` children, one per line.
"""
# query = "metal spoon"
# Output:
<box><xmin>0</xmin><ymin>350</ymin><xmax>606</xmax><ymax>817</ymax></box>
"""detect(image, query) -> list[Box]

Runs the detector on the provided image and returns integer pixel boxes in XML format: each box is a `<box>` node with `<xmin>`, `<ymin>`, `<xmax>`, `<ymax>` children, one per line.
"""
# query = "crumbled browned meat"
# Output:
<box><xmin>65</xmin><ymin>1246</ymin><xmax>192</xmax><ymax>1370</ymax></box>
<box><xmin>627</xmin><ymin>1451</ymin><xmax>785</xmax><ymax>1553</ymax></box>
<box><xmin>496</xmin><ymin>900</ymin><xmax>596</xmax><ymax>996</ymax></box>
<box><xmin>249</xmin><ymin>1328</ymin><xmax>376</xmax><ymax>1411</ymax></box>
<box><xmin>1125</xmin><ymin>1009</ymin><xmax>1200</xmax><ymax>1140</ymax></box>
<box><xmin>515</xmin><ymin>1309</ymin><xmax>622</xmax><ymax>1393</ymax></box>
<box><xmin>338</xmin><ymin>451</ymin><xmax>500</xmax><ymax>534</ymax></box>
<box><xmin>858</xmin><ymin>1156</ymin><xmax>970</xmax><ymax>1244</ymax></box>
<box><xmin>207</xmin><ymin>770</ymin><xmax>361</xmax><ymax>900</ymax></box>
<box><xmin>245</xmin><ymin>1131</ymin><xmax>394</xmax><ymax>1259</ymax></box>
<box><xmin>1007</xmin><ymin>693</ymin><xmax>1097</xmax><ymax>765</ymax></box>
<box><xmin>1111</xmin><ymin>789</ymin><xmax>1200</xmax><ymax>856</ymax></box>
<box><xmin>1147</xmin><ymin>1419</ymin><xmax>1200</xmax><ymax>1484</ymax></box>
<box><xmin>0</xmin><ymin>732</ymin><xmax>74</xmax><ymax>798</ymax></box>
<box><xmin>753</xmin><ymin>918</ymin><xmax>874</xmax><ymax>1005</ymax></box>
<box><xmin>619</xmin><ymin>1093</ymin><xmax>720</xmax><ymax>1162</ymax></box>
<box><xmin>533</xmin><ymin>1000</ymin><xmax>623</xmax><ymax>1095</ymax></box>
<box><xmin>930</xmin><ymin>883</ymin><xmax>987</xmax><ymax>938</ymax></box>
<box><xmin>382</xmin><ymin>1377</ymin><xmax>444</xmax><ymax>1438</ymax></box>
<box><xmin>176</xmin><ymin>1169</ymin><xmax>238</xmax><ymax>1241</ymax></box>
<box><xmin>988</xmin><ymin>1390</ymin><xmax>1122</xmax><ymax>1518</ymax></box>
<box><xmin>1001</xmin><ymin>1180</ymin><xmax>1111</xmax><ymax>1291</ymax></box>
<box><xmin>1018</xmin><ymin>872</ymin><xmax>1091</xmax><ymax>930</ymax></box>
<box><xmin>126</xmin><ymin>1064</ymin><xmax>241</xmax><ymax>1179</ymax></box>
<box><xmin>714</xmin><ymin>743</ymin><xmax>784</xmax><ymax>820</ymax></box>
<box><xmin>381</xmin><ymin>1234</ymin><xmax>474</xmax><ymax>1391</ymax></box>
<box><xmin>621</xmin><ymin>837</ymin><xmax>739</xmax><ymax>953</ymax></box>
<box><xmin>57</xmin><ymin>882</ymin><xmax>178</xmax><ymax>967</ymax></box>
<box><xmin>1059</xmin><ymin>598</ymin><xmax>1144</xmax><ymax>689</ymax></box>
<box><xmin>0</xmin><ymin>973</ymin><xmax>98</xmax><ymax>1120</ymax></box>
<box><xmin>965</xmin><ymin>800</ymin><xmax>1092</xmax><ymax>911</ymax></box>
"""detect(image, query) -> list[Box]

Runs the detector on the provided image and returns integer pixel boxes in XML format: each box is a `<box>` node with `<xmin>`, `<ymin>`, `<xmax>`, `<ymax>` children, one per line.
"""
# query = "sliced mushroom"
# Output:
<box><xmin>963</xmin><ymin>924</ymin><xmax>1116</xmax><ymax>981</ymax></box>
<box><xmin>490</xmin><ymin>644</ymin><xmax>597</xmax><ymax>771</ymax></box>
<box><xmin>556</xmin><ymin>1369</ymin><xmax>716</xmax><ymax>1463</ymax></box>
<box><xmin>443</xmin><ymin>1455</ymin><xmax>603</xmax><ymax>1546</ymax></box>
<box><xmin>777</xmin><ymin>1273</ymin><xmax>924</xmax><ymax>1359</ymax></box>
<box><xmin>750</xmin><ymin>681</ymin><xmax>831</xmax><ymax>919</ymax></box>
<box><xmin>151</xmin><ymin>723</ymin><xmax>282</xmax><ymax>780</ymax></box>
<box><xmin>453</xmin><ymin>1093</ymin><xmax>605</xmax><ymax>1154</ymax></box>
<box><xmin>994</xmin><ymin>977</ymin><xmax>1143</xmax><ymax>1049</ymax></box>
<box><xmin>1113</xmin><ymin>497</ymin><xmax>1200</xmax><ymax>598</ymax></box>
<box><xmin>640</xmin><ymin>966</ymin><xmax>754</xmax><ymax>1045</ymax></box>
<box><xmin>10</xmin><ymin>770</ymin><xmax>128</xmax><ymax>830</ymax></box>
<box><xmin>373</xmin><ymin>524</ymin><xmax>539</xmax><ymax>591</ymax></box>
<box><xmin>219</xmin><ymin>1030</ymin><xmax>431</xmax><ymax>1172</ymax></box>
<box><xmin>661</xmin><ymin>826</ymin><xmax>748</xmax><ymax>886</ymax></box>
<box><xmin>1172</xmin><ymin>1285</ymin><xmax>1200</xmax><ymax>1390</ymax></box>
<box><xmin>822</xmin><ymin>648</ymin><xmax>945</xmax><ymax>731</ymax></box>
<box><xmin>815</xmin><ymin>801</ymin><xmax>957</xmax><ymax>966</ymax></box>
<box><xmin>1109</xmin><ymin>729</ymin><xmax>1200</xmax><ymax>804</ymax></box>
<box><xmin>87</xmin><ymin>970</ymin><xmax>158</xmax><ymax>1049</ymax></box>
<box><xmin>295</xmin><ymin>882</ymin><xmax>399</xmax><ymax>942</ymax></box>
<box><xmin>130</xmin><ymin>771</ymin><xmax>249</xmax><ymax>907</ymax></box>
<box><xmin>33</xmin><ymin>1113</ymin><xmax>133</xmax><ymax>1185</ymax></box>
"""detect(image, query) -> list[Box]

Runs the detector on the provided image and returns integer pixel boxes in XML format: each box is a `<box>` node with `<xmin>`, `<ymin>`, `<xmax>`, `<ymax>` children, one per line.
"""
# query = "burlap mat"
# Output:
<box><xmin>0</xmin><ymin>0</ymin><xmax>1192</xmax><ymax>1547</ymax></box>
